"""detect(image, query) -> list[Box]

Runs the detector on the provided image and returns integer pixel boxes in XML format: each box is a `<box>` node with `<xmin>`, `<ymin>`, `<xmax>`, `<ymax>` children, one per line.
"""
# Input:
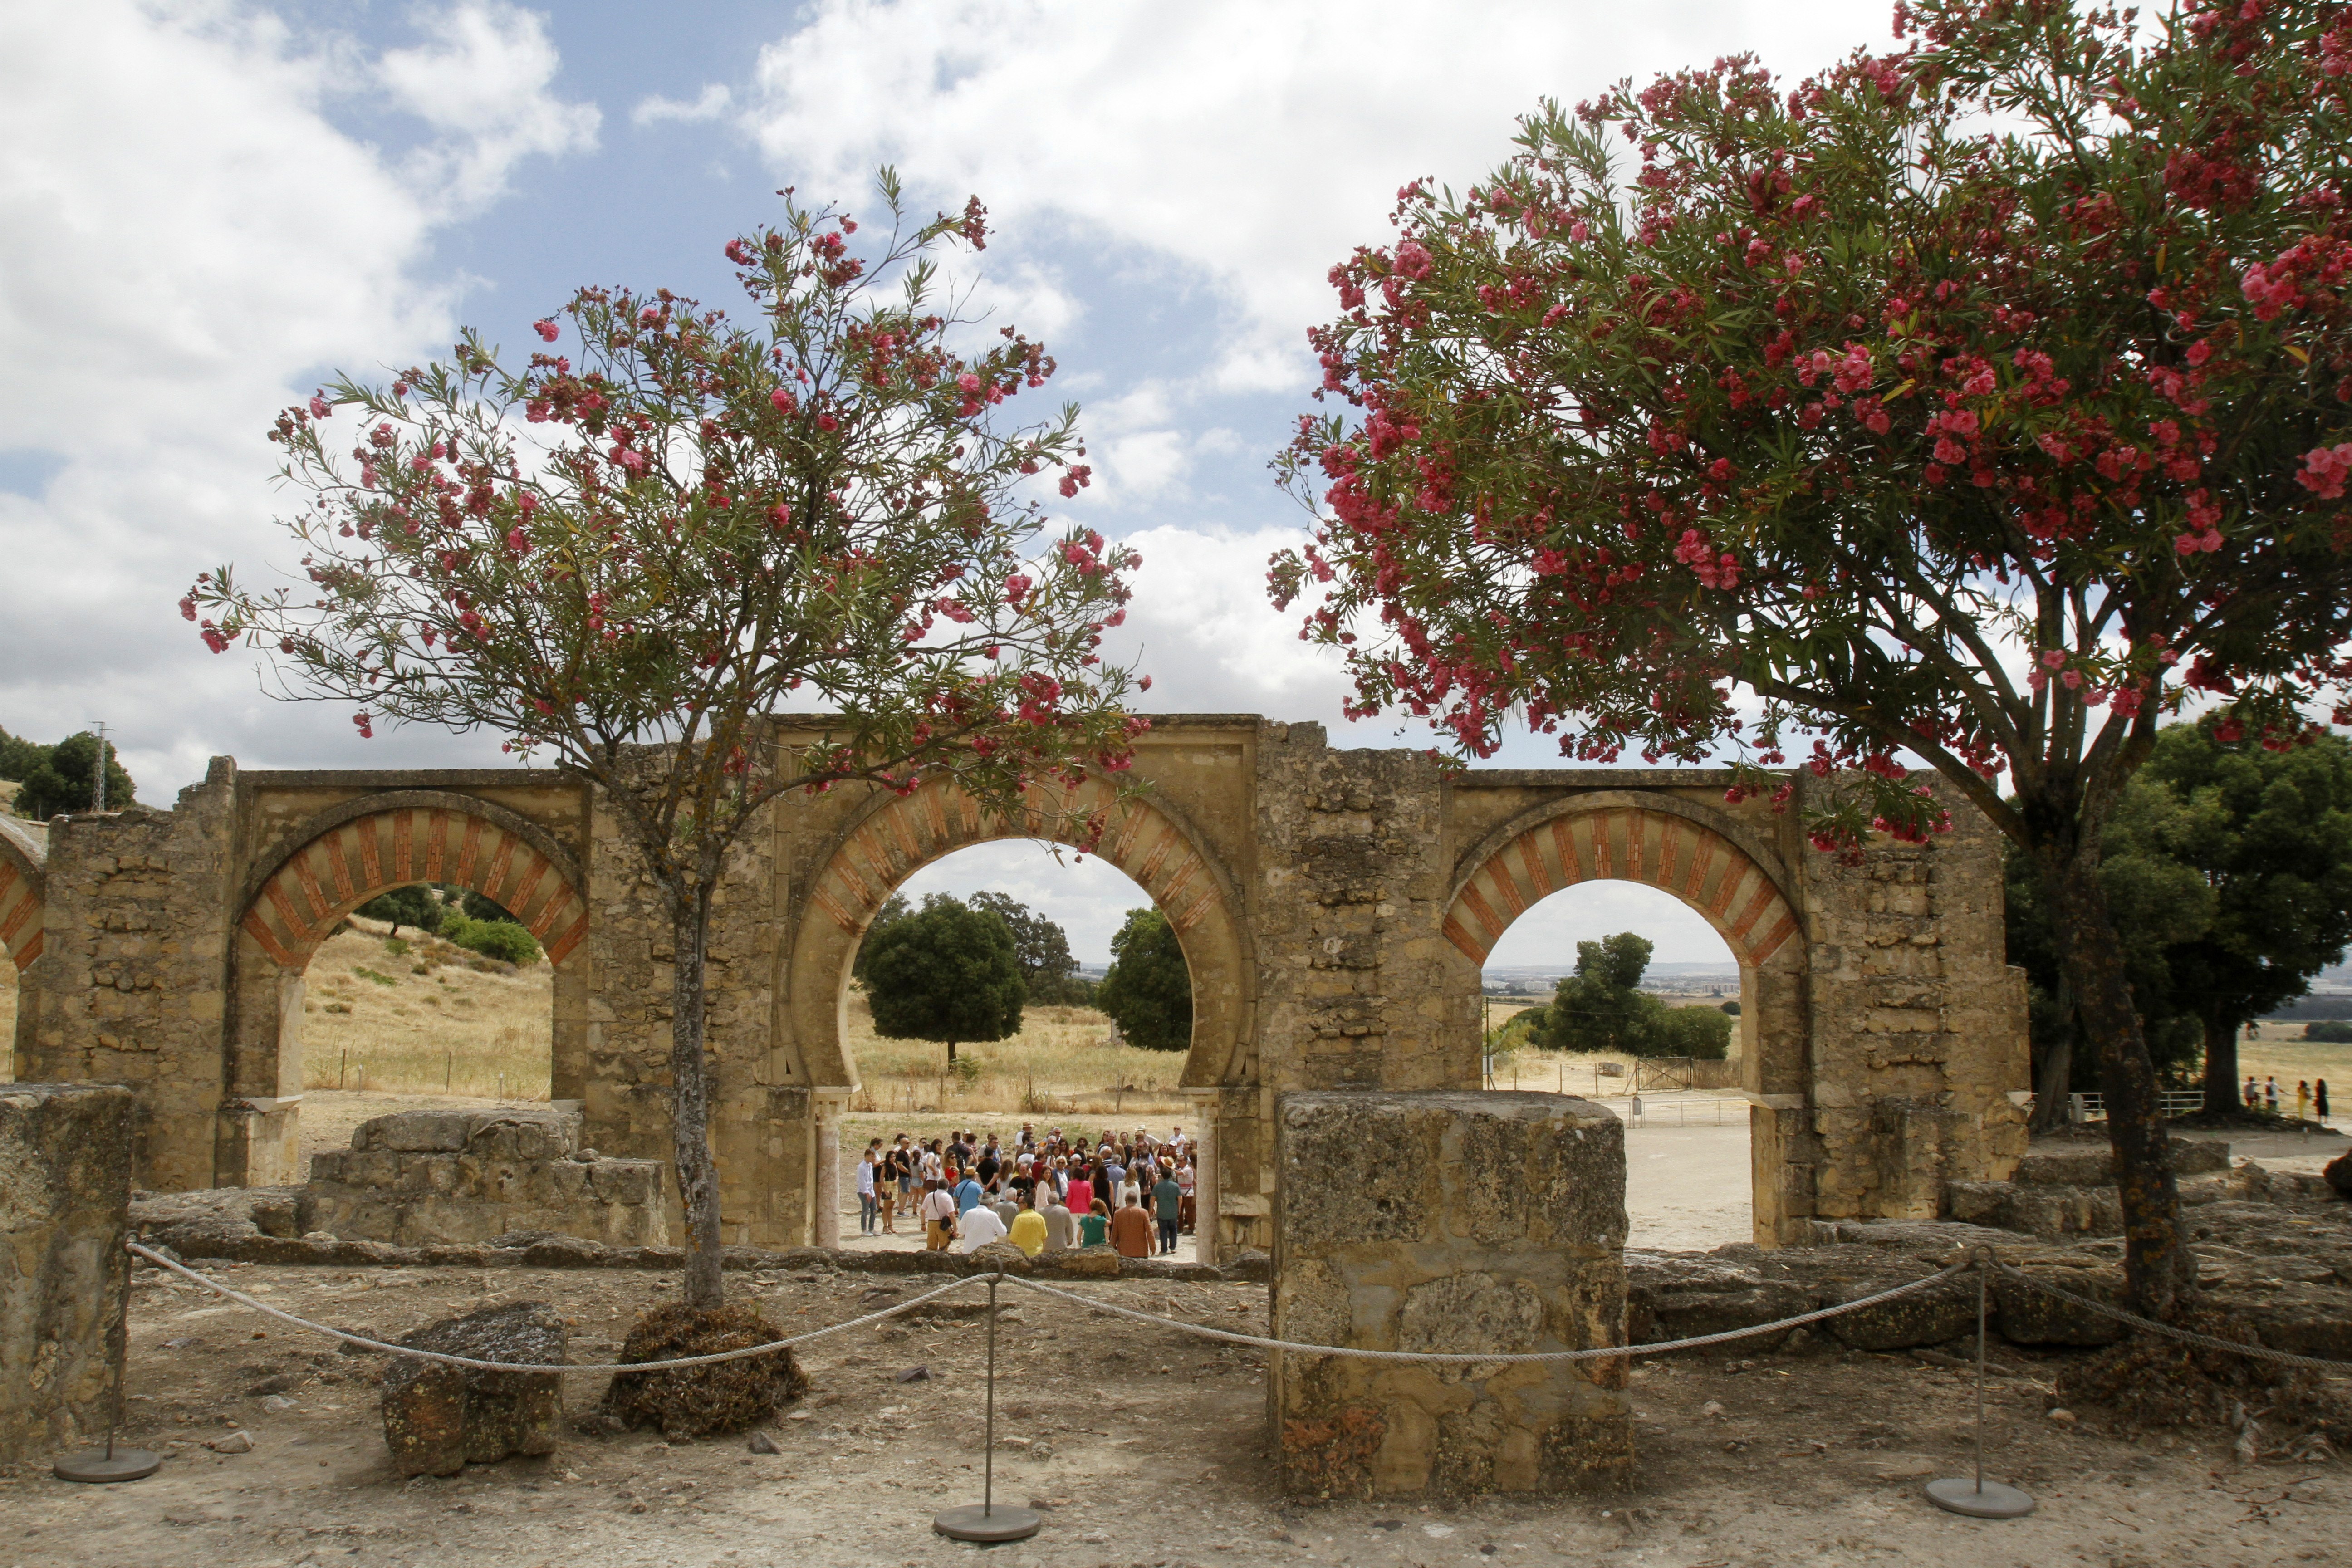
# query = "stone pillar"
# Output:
<box><xmin>1187</xmin><ymin>1089</ymin><xmax>1219</xmax><ymax>1267</ymax></box>
<box><xmin>812</xmin><ymin>1098</ymin><xmax>843</xmax><ymax>1250</ymax></box>
<box><xmin>0</xmin><ymin>1083</ymin><xmax>136</xmax><ymax>1462</ymax></box>
<box><xmin>1270</xmin><ymin>1091</ymin><xmax>1631</xmax><ymax>1498</ymax></box>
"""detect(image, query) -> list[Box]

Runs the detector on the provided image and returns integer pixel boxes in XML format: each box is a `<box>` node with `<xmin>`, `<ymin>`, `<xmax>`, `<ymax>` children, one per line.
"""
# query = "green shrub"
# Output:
<box><xmin>2305</xmin><ymin>1019</ymin><xmax>2352</xmax><ymax>1043</ymax></box>
<box><xmin>438</xmin><ymin>915</ymin><xmax>541</xmax><ymax>966</ymax></box>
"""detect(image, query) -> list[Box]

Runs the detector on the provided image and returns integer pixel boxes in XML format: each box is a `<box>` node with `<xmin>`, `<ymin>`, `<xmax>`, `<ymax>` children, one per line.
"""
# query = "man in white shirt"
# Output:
<box><xmin>958</xmin><ymin>1202</ymin><xmax>1009</xmax><ymax>1252</ymax></box>
<box><xmin>854</xmin><ymin>1148</ymin><xmax>878</xmax><ymax>1235</ymax></box>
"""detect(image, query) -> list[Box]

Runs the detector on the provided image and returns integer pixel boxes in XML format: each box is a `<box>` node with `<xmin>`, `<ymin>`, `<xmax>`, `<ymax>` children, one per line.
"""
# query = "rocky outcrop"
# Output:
<box><xmin>380</xmin><ymin>1301</ymin><xmax>566</xmax><ymax>1476</ymax></box>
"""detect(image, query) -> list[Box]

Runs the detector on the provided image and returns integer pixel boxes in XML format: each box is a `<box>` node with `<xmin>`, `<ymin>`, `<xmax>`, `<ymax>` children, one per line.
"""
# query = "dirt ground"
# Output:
<box><xmin>10</xmin><ymin>1256</ymin><xmax>2344</xmax><ymax>1568</ymax></box>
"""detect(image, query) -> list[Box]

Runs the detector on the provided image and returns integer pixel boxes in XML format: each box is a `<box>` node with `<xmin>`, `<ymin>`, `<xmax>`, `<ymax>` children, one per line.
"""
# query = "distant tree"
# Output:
<box><xmin>1094</xmin><ymin>907</ymin><xmax>1191</xmax><ymax>1051</ymax></box>
<box><xmin>2306</xmin><ymin>1020</ymin><xmax>2352</xmax><ymax>1044</ymax></box>
<box><xmin>2006</xmin><ymin>725</ymin><xmax>2352</xmax><ymax>1126</ymax></box>
<box><xmin>852</xmin><ymin>892</ymin><xmax>913</xmax><ymax>981</ymax></box>
<box><xmin>0</xmin><ymin>726</ymin><xmax>43</xmax><ymax>784</ymax></box>
<box><xmin>1651</xmin><ymin>1005</ymin><xmax>1734</xmax><ymax>1061</ymax></box>
<box><xmin>967</xmin><ymin>890</ymin><xmax>1087</xmax><ymax>1004</ymax></box>
<box><xmin>355</xmin><ymin>884</ymin><xmax>443</xmax><ymax>937</ymax></box>
<box><xmin>2141</xmin><ymin>729</ymin><xmax>2352</xmax><ymax>1116</ymax></box>
<box><xmin>1719</xmin><ymin>1000</ymin><xmax>1741</xmax><ymax>1017</ymax></box>
<box><xmin>862</xmin><ymin>893</ymin><xmax>1024</xmax><ymax>1063</ymax></box>
<box><xmin>1531</xmin><ymin>933</ymin><xmax>1658</xmax><ymax>1056</ymax></box>
<box><xmin>438</xmin><ymin>914</ymin><xmax>543</xmax><ymax>966</ymax></box>
<box><xmin>5</xmin><ymin>729</ymin><xmax>136</xmax><ymax>819</ymax></box>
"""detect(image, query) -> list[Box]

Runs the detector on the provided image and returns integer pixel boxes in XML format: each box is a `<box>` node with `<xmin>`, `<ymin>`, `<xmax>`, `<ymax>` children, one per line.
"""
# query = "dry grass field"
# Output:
<box><xmin>840</xmin><ymin>989</ymin><xmax>1192</xmax><ymax>1116</ymax></box>
<box><xmin>294</xmin><ymin>917</ymin><xmax>552</xmax><ymax>1099</ymax></box>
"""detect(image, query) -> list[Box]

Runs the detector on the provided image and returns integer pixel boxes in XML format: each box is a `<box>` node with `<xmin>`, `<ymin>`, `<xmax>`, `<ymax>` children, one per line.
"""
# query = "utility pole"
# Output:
<box><xmin>89</xmin><ymin>722</ymin><xmax>110</xmax><ymax>812</ymax></box>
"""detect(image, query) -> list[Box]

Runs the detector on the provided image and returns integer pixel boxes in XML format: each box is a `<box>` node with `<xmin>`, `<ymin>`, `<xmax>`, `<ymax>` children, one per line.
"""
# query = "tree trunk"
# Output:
<box><xmin>947</xmin><ymin>1040</ymin><xmax>957</xmax><ymax>1063</ymax></box>
<box><xmin>669</xmin><ymin>883</ymin><xmax>725</xmax><ymax>1311</ymax></box>
<box><xmin>2042</xmin><ymin>851</ymin><xmax>2192</xmax><ymax>1317</ymax></box>
<box><xmin>2029</xmin><ymin>983</ymin><xmax>2075</xmax><ymax>1136</ymax></box>
<box><xmin>2200</xmin><ymin>1002</ymin><xmax>2243</xmax><ymax>1118</ymax></box>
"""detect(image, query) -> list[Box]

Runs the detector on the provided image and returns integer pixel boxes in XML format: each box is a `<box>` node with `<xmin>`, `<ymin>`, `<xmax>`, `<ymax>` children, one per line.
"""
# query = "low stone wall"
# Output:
<box><xmin>299</xmin><ymin>1105</ymin><xmax>667</xmax><ymax>1250</ymax></box>
<box><xmin>1269</xmin><ymin>1091</ymin><xmax>1632</xmax><ymax>1498</ymax></box>
<box><xmin>1944</xmin><ymin>1137</ymin><xmax>2239</xmax><ymax>1238</ymax></box>
<box><xmin>0</xmin><ymin>1083</ymin><xmax>137</xmax><ymax>1462</ymax></box>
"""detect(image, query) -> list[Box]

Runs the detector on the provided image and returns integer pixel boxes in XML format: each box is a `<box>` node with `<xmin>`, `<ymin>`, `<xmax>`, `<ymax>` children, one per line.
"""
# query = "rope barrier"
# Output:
<box><xmin>125</xmin><ymin>1238</ymin><xmax>2352</xmax><ymax>1378</ymax></box>
<box><xmin>1001</xmin><ymin>1260</ymin><xmax>1981</xmax><ymax>1362</ymax></box>
<box><xmin>1989</xmin><ymin>1261</ymin><xmax>2352</xmax><ymax>1374</ymax></box>
<box><xmin>126</xmin><ymin>1240</ymin><xmax>985</xmax><ymax>1373</ymax></box>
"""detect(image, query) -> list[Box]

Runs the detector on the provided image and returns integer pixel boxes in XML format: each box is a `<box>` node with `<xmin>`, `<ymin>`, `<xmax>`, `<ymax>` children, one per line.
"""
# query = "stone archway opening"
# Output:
<box><xmin>0</xmin><ymin>818</ymin><xmax>44</xmax><ymax>1079</ymax></box>
<box><xmin>844</xmin><ymin>838</ymin><xmax>1199</xmax><ymax>1121</ymax></box>
<box><xmin>225</xmin><ymin>797</ymin><xmax>591</xmax><ymax>1185</ymax></box>
<box><xmin>1443</xmin><ymin>795</ymin><xmax>1812</xmax><ymax>1248</ymax></box>
<box><xmin>1481</xmin><ymin>877</ymin><xmax>1753</xmax><ymax>1252</ymax></box>
<box><xmin>782</xmin><ymin>775</ymin><xmax>1251</xmax><ymax>1254</ymax></box>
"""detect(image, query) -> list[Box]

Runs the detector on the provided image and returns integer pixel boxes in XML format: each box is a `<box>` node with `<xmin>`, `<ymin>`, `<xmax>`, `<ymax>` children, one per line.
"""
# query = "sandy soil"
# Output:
<box><xmin>13</xmin><ymin>1256</ymin><xmax>2343</xmax><ymax>1568</ymax></box>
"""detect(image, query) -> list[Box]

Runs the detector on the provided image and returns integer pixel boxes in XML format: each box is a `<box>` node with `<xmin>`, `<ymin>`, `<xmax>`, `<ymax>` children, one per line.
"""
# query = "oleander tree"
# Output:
<box><xmin>186</xmin><ymin>173</ymin><xmax>1147</xmax><ymax>1311</ymax></box>
<box><xmin>1270</xmin><ymin>2</ymin><xmax>2352</xmax><ymax>1315</ymax></box>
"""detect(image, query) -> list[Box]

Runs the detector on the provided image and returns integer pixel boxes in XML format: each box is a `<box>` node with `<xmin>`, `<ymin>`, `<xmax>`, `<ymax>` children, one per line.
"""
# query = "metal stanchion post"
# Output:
<box><xmin>934</xmin><ymin>1266</ymin><xmax>1040</xmax><ymax>1543</ymax></box>
<box><xmin>1926</xmin><ymin>1252</ymin><xmax>2034</xmax><ymax>1519</ymax></box>
<box><xmin>55</xmin><ymin>1268</ymin><xmax>161</xmax><ymax>1484</ymax></box>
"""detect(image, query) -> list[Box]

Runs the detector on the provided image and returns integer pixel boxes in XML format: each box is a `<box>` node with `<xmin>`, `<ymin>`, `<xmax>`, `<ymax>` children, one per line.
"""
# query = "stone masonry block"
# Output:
<box><xmin>1271</xmin><ymin>1091</ymin><xmax>1631</xmax><ymax>1498</ymax></box>
<box><xmin>0</xmin><ymin>1083</ymin><xmax>137</xmax><ymax>1462</ymax></box>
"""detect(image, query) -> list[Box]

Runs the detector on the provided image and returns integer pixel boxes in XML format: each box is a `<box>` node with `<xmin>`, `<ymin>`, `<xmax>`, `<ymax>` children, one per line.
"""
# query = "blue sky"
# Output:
<box><xmin>0</xmin><ymin>0</ymin><xmax>1903</xmax><ymax>961</ymax></box>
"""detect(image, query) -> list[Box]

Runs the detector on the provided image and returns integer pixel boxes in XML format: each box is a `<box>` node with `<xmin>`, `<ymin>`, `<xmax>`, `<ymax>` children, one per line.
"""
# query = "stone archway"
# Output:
<box><xmin>1440</xmin><ymin>792</ymin><xmax>1813</xmax><ymax>1245</ymax></box>
<box><xmin>773</xmin><ymin>774</ymin><xmax>1255</xmax><ymax>1246</ymax></box>
<box><xmin>784</xmin><ymin>776</ymin><xmax>1253</xmax><ymax>1092</ymax></box>
<box><xmin>222</xmin><ymin>791</ymin><xmax>593</xmax><ymax>1186</ymax></box>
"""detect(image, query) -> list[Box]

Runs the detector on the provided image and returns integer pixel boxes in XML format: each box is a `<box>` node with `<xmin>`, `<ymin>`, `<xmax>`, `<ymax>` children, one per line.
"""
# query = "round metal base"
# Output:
<box><xmin>54</xmin><ymin>1449</ymin><xmax>162</xmax><ymax>1484</ymax></box>
<box><xmin>933</xmin><ymin>1503</ymin><xmax>1043</xmax><ymax>1543</ymax></box>
<box><xmin>1924</xmin><ymin>1476</ymin><xmax>2035</xmax><ymax>1519</ymax></box>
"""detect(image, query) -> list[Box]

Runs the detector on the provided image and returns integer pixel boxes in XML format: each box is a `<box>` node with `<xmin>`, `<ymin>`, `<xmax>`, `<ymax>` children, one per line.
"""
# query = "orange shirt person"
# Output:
<box><xmin>1109</xmin><ymin>1193</ymin><xmax>1155</xmax><ymax>1259</ymax></box>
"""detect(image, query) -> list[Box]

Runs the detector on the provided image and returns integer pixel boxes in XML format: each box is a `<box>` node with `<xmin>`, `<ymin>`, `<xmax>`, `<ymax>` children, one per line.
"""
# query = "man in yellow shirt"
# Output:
<box><xmin>1008</xmin><ymin>1193</ymin><xmax>1048</xmax><ymax>1258</ymax></box>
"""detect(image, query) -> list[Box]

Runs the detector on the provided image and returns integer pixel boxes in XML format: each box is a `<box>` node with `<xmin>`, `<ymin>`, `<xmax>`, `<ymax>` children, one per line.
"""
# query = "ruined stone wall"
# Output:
<box><xmin>19</xmin><ymin>763</ymin><xmax>240</xmax><ymax>1191</ymax></box>
<box><xmin>1790</xmin><ymin>770</ymin><xmax>2030</xmax><ymax>1224</ymax></box>
<box><xmin>0</xmin><ymin>1083</ymin><xmax>137</xmax><ymax>1463</ymax></box>
<box><xmin>1269</xmin><ymin>1091</ymin><xmax>1631</xmax><ymax>1497</ymax></box>
<box><xmin>577</xmin><ymin>783</ymin><xmax>802</xmax><ymax>1247</ymax></box>
<box><xmin>1212</xmin><ymin>725</ymin><xmax>1474</xmax><ymax>1255</ymax></box>
<box><xmin>300</xmin><ymin>1105</ymin><xmax>667</xmax><ymax>1249</ymax></box>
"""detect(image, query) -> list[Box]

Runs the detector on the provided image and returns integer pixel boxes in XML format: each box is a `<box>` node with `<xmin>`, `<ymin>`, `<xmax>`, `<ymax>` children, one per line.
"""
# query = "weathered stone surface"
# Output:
<box><xmin>379</xmin><ymin>1300</ymin><xmax>566</xmax><ymax>1476</ymax></box>
<box><xmin>299</xmin><ymin>1106</ymin><xmax>666</xmax><ymax>1249</ymax></box>
<box><xmin>1623</xmin><ymin>1255</ymin><xmax>1812</xmax><ymax>1345</ymax></box>
<box><xmin>1823</xmin><ymin>1275</ymin><xmax>1977</xmax><ymax>1352</ymax></box>
<box><xmin>1272</xmin><ymin>1091</ymin><xmax>1630</xmax><ymax>1499</ymax></box>
<box><xmin>0</xmin><ymin>1083</ymin><xmax>137</xmax><ymax>1463</ymax></box>
<box><xmin>602</xmin><ymin>1303</ymin><xmax>805</xmax><ymax>1437</ymax></box>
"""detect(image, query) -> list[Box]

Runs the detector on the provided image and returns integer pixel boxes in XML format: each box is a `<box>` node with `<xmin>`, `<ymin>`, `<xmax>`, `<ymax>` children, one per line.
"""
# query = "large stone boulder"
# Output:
<box><xmin>380</xmin><ymin>1302</ymin><xmax>567</xmax><ymax>1476</ymax></box>
<box><xmin>2326</xmin><ymin>1149</ymin><xmax>2352</xmax><ymax>1200</ymax></box>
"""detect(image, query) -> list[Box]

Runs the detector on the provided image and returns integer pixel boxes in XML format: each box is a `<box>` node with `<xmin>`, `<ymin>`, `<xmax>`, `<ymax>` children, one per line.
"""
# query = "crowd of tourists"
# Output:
<box><xmin>2244</xmin><ymin>1075</ymin><xmax>2331</xmax><ymax>1123</ymax></box>
<box><xmin>852</xmin><ymin>1122</ymin><xmax>1196</xmax><ymax>1259</ymax></box>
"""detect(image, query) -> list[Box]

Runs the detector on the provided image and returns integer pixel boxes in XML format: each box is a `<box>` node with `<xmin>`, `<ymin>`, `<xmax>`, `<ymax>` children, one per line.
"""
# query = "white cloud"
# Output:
<box><xmin>1107</xmin><ymin>523</ymin><xmax>1350</xmax><ymax>720</ymax></box>
<box><xmin>378</xmin><ymin>2</ymin><xmax>601</xmax><ymax>211</ymax></box>
<box><xmin>0</xmin><ymin>1</ymin><xmax>596</xmax><ymax>797</ymax></box>
<box><xmin>632</xmin><ymin>83</ymin><xmax>734</xmax><ymax>127</ymax></box>
<box><xmin>744</xmin><ymin>0</ymin><xmax>1901</xmax><ymax>383</ymax></box>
